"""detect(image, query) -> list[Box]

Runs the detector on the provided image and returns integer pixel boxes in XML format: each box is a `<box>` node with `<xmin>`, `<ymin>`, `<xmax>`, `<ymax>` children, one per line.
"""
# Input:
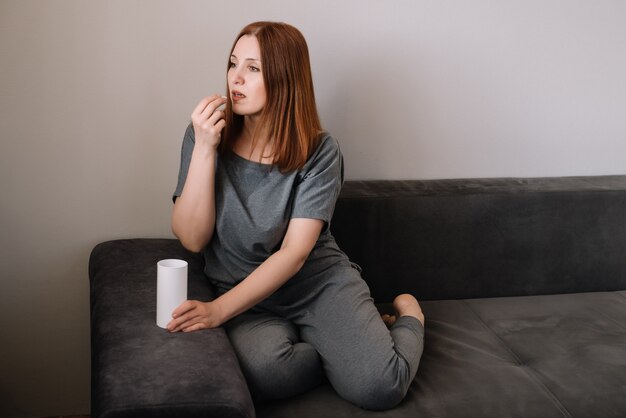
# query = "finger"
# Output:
<box><xmin>168</xmin><ymin>316</ymin><xmax>190</xmax><ymax>332</ymax></box>
<box><xmin>172</xmin><ymin>300</ymin><xmax>198</xmax><ymax>322</ymax></box>
<box><xmin>192</xmin><ymin>96</ymin><xmax>215</xmax><ymax>117</ymax></box>
<box><xmin>166</xmin><ymin>317</ymin><xmax>182</xmax><ymax>331</ymax></box>
<box><xmin>167</xmin><ymin>310</ymin><xmax>193</xmax><ymax>331</ymax></box>
<box><xmin>192</xmin><ymin>94</ymin><xmax>225</xmax><ymax>118</ymax></box>
<box><xmin>168</xmin><ymin>302</ymin><xmax>199</xmax><ymax>331</ymax></box>
<box><xmin>175</xmin><ymin>315</ymin><xmax>203</xmax><ymax>332</ymax></box>
<box><xmin>207</xmin><ymin>109</ymin><xmax>224</xmax><ymax>125</ymax></box>
<box><xmin>183</xmin><ymin>322</ymin><xmax>206</xmax><ymax>333</ymax></box>
<box><xmin>214</xmin><ymin>118</ymin><xmax>226</xmax><ymax>133</ymax></box>
<box><xmin>197</xmin><ymin>114</ymin><xmax>226</xmax><ymax>140</ymax></box>
<box><xmin>199</xmin><ymin>96</ymin><xmax>227</xmax><ymax>119</ymax></box>
<box><xmin>172</xmin><ymin>300</ymin><xmax>195</xmax><ymax>318</ymax></box>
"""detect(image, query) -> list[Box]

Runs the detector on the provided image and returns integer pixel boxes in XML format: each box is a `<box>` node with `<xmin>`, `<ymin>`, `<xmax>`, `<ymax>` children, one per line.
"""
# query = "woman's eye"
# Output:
<box><xmin>229</xmin><ymin>62</ymin><xmax>236</xmax><ymax>68</ymax></box>
<box><xmin>249</xmin><ymin>66</ymin><xmax>260</xmax><ymax>72</ymax></box>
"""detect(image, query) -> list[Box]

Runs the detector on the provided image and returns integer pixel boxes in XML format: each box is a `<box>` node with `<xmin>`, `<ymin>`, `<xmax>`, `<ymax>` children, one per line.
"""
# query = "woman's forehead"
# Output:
<box><xmin>232</xmin><ymin>35</ymin><xmax>261</xmax><ymax>61</ymax></box>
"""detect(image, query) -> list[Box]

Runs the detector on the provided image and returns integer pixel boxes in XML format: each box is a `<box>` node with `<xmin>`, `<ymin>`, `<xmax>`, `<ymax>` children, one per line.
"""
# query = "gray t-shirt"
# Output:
<box><xmin>173</xmin><ymin>124</ymin><xmax>351</xmax><ymax>294</ymax></box>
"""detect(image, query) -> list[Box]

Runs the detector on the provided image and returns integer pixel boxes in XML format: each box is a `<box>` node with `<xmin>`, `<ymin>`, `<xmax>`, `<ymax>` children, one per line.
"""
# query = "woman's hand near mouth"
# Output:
<box><xmin>191</xmin><ymin>94</ymin><xmax>227</xmax><ymax>153</ymax></box>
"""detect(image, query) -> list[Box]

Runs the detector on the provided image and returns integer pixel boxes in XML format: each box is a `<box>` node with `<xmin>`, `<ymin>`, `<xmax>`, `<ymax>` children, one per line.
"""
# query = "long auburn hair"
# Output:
<box><xmin>220</xmin><ymin>21</ymin><xmax>323</xmax><ymax>172</ymax></box>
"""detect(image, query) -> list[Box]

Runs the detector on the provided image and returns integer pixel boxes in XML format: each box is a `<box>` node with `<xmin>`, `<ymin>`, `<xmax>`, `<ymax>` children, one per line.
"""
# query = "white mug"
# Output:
<box><xmin>156</xmin><ymin>259</ymin><xmax>188</xmax><ymax>328</ymax></box>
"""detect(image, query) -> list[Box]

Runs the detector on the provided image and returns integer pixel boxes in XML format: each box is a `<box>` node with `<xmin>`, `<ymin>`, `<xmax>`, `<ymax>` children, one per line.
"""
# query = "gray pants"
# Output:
<box><xmin>224</xmin><ymin>264</ymin><xmax>424</xmax><ymax>411</ymax></box>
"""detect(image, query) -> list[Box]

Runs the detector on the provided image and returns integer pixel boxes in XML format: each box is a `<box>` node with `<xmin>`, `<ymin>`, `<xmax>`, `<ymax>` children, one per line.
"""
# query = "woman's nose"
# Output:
<box><xmin>229</xmin><ymin>68</ymin><xmax>243</xmax><ymax>85</ymax></box>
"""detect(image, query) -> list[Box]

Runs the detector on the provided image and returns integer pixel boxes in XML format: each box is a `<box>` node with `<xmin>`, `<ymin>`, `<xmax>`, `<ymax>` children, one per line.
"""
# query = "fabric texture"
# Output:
<box><xmin>331</xmin><ymin>176</ymin><xmax>626</xmax><ymax>302</ymax></box>
<box><xmin>257</xmin><ymin>291</ymin><xmax>626</xmax><ymax>418</ymax></box>
<box><xmin>89</xmin><ymin>239</ymin><xmax>255</xmax><ymax>418</ymax></box>
<box><xmin>172</xmin><ymin>125</ymin><xmax>423</xmax><ymax>410</ymax></box>
<box><xmin>89</xmin><ymin>175</ymin><xmax>626</xmax><ymax>417</ymax></box>
<box><xmin>225</xmin><ymin>264</ymin><xmax>424</xmax><ymax>410</ymax></box>
<box><xmin>173</xmin><ymin>124</ymin><xmax>344</xmax><ymax>294</ymax></box>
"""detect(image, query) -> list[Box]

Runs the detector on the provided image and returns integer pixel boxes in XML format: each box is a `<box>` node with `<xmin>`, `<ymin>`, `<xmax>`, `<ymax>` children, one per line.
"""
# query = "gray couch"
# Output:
<box><xmin>89</xmin><ymin>175</ymin><xmax>626</xmax><ymax>418</ymax></box>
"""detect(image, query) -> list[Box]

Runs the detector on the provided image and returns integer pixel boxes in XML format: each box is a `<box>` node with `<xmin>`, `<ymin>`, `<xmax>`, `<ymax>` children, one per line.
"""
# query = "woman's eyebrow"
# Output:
<box><xmin>230</xmin><ymin>54</ymin><xmax>261</xmax><ymax>62</ymax></box>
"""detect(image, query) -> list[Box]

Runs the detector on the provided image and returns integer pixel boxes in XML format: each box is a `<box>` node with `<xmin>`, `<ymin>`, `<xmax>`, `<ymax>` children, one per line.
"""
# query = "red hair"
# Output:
<box><xmin>220</xmin><ymin>21</ymin><xmax>323</xmax><ymax>172</ymax></box>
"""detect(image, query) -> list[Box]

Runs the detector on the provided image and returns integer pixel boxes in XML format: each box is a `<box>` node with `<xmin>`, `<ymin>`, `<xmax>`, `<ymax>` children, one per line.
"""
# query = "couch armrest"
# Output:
<box><xmin>89</xmin><ymin>239</ymin><xmax>255</xmax><ymax>418</ymax></box>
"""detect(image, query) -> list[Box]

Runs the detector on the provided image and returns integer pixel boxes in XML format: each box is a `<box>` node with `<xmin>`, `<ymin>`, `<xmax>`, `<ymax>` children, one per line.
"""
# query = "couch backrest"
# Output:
<box><xmin>331</xmin><ymin>176</ymin><xmax>626</xmax><ymax>302</ymax></box>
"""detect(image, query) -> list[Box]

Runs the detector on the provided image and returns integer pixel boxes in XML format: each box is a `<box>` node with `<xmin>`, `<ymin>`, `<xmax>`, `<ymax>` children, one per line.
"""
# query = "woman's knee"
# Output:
<box><xmin>337</xmin><ymin>377</ymin><xmax>407</xmax><ymax>411</ymax></box>
<box><xmin>236</xmin><ymin>341</ymin><xmax>323</xmax><ymax>400</ymax></box>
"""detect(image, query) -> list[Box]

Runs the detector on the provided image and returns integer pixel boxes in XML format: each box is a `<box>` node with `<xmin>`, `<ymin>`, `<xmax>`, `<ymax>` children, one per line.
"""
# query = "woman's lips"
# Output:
<box><xmin>231</xmin><ymin>91</ymin><xmax>246</xmax><ymax>102</ymax></box>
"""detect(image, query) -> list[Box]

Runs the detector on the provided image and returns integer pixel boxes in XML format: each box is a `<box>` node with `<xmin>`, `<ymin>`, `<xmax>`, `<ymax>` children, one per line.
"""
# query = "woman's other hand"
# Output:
<box><xmin>167</xmin><ymin>299</ymin><xmax>225</xmax><ymax>332</ymax></box>
<box><xmin>191</xmin><ymin>95</ymin><xmax>227</xmax><ymax>151</ymax></box>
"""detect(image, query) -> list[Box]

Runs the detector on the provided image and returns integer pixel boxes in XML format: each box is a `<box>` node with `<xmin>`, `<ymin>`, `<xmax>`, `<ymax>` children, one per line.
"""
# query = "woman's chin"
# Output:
<box><xmin>233</xmin><ymin>109</ymin><xmax>263</xmax><ymax>118</ymax></box>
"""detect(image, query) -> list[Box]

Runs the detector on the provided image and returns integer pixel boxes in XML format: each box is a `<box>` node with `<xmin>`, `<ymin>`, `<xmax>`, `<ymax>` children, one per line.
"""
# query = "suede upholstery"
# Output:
<box><xmin>89</xmin><ymin>175</ymin><xmax>626</xmax><ymax>417</ymax></box>
<box><xmin>332</xmin><ymin>176</ymin><xmax>626</xmax><ymax>301</ymax></box>
<box><xmin>89</xmin><ymin>239</ymin><xmax>255</xmax><ymax>418</ymax></box>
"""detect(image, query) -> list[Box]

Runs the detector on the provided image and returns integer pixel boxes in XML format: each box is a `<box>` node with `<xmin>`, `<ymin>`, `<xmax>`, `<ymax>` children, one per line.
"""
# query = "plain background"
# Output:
<box><xmin>1</xmin><ymin>0</ymin><xmax>625</xmax><ymax>416</ymax></box>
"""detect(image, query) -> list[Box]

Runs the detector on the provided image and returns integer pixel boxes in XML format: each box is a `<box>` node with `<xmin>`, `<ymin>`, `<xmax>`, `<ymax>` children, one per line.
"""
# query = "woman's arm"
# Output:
<box><xmin>171</xmin><ymin>95</ymin><xmax>226</xmax><ymax>252</ymax></box>
<box><xmin>167</xmin><ymin>217</ymin><xmax>324</xmax><ymax>332</ymax></box>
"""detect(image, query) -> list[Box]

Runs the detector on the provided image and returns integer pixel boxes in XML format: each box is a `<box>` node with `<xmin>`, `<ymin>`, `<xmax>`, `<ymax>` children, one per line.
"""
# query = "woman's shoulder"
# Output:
<box><xmin>310</xmin><ymin>131</ymin><xmax>341</xmax><ymax>160</ymax></box>
<box><xmin>297</xmin><ymin>131</ymin><xmax>343</xmax><ymax>179</ymax></box>
<box><xmin>318</xmin><ymin>130</ymin><xmax>336</xmax><ymax>145</ymax></box>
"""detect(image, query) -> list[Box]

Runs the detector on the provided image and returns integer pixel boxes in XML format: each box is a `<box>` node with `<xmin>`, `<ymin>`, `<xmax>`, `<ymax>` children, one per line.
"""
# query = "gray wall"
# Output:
<box><xmin>1</xmin><ymin>0</ymin><xmax>625</xmax><ymax>416</ymax></box>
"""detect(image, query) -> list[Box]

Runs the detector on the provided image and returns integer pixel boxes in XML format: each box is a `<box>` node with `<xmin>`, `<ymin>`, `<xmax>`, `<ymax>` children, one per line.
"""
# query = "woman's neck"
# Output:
<box><xmin>235</xmin><ymin>116</ymin><xmax>273</xmax><ymax>163</ymax></box>
<box><xmin>242</xmin><ymin>116</ymin><xmax>259</xmax><ymax>144</ymax></box>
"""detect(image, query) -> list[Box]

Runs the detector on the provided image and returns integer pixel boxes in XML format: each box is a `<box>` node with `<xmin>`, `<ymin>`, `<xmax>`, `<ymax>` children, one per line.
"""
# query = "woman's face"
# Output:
<box><xmin>228</xmin><ymin>35</ymin><xmax>266</xmax><ymax>117</ymax></box>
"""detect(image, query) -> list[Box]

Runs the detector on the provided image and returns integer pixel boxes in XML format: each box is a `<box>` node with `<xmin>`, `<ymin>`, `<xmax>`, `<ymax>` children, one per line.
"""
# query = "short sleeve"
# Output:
<box><xmin>291</xmin><ymin>134</ymin><xmax>344</xmax><ymax>225</ymax></box>
<box><xmin>172</xmin><ymin>123</ymin><xmax>195</xmax><ymax>203</ymax></box>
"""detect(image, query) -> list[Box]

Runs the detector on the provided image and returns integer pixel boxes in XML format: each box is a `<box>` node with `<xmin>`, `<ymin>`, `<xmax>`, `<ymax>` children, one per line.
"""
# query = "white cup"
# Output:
<box><xmin>156</xmin><ymin>259</ymin><xmax>188</xmax><ymax>328</ymax></box>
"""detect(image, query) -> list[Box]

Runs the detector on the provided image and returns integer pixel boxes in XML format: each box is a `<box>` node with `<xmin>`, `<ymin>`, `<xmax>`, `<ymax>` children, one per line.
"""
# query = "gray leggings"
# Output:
<box><xmin>223</xmin><ymin>265</ymin><xmax>424</xmax><ymax>411</ymax></box>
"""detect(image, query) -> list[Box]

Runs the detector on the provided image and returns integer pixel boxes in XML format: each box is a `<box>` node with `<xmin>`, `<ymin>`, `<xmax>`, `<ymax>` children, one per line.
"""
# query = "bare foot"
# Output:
<box><xmin>393</xmin><ymin>294</ymin><xmax>425</xmax><ymax>327</ymax></box>
<box><xmin>381</xmin><ymin>313</ymin><xmax>397</xmax><ymax>328</ymax></box>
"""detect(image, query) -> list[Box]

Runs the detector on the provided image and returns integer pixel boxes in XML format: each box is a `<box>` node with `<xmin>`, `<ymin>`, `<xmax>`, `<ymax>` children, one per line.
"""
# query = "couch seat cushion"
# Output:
<box><xmin>256</xmin><ymin>291</ymin><xmax>626</xmax><ymax>417</ymax></box>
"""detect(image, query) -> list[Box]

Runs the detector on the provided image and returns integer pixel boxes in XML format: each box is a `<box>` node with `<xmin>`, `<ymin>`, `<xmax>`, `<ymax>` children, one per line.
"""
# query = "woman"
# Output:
<box><xmin>168</xmin><ymin>21</ymin><xmax>425</xmax><ymax>411</ymax></box>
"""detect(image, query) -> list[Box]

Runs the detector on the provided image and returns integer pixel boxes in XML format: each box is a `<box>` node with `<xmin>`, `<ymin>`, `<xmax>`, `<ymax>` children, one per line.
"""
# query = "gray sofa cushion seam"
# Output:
<box><xmin>461</xmin><ymin>300</ymin><xmax>572</xmax><ymax>418</ymax></box>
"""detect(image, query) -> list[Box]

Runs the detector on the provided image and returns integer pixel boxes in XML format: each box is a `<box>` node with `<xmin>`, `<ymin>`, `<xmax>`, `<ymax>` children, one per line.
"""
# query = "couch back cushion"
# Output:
<box><xmin>331</xmin><ymin>176</ymin><xmax>626</xmax><ymax>302</ymax></box>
